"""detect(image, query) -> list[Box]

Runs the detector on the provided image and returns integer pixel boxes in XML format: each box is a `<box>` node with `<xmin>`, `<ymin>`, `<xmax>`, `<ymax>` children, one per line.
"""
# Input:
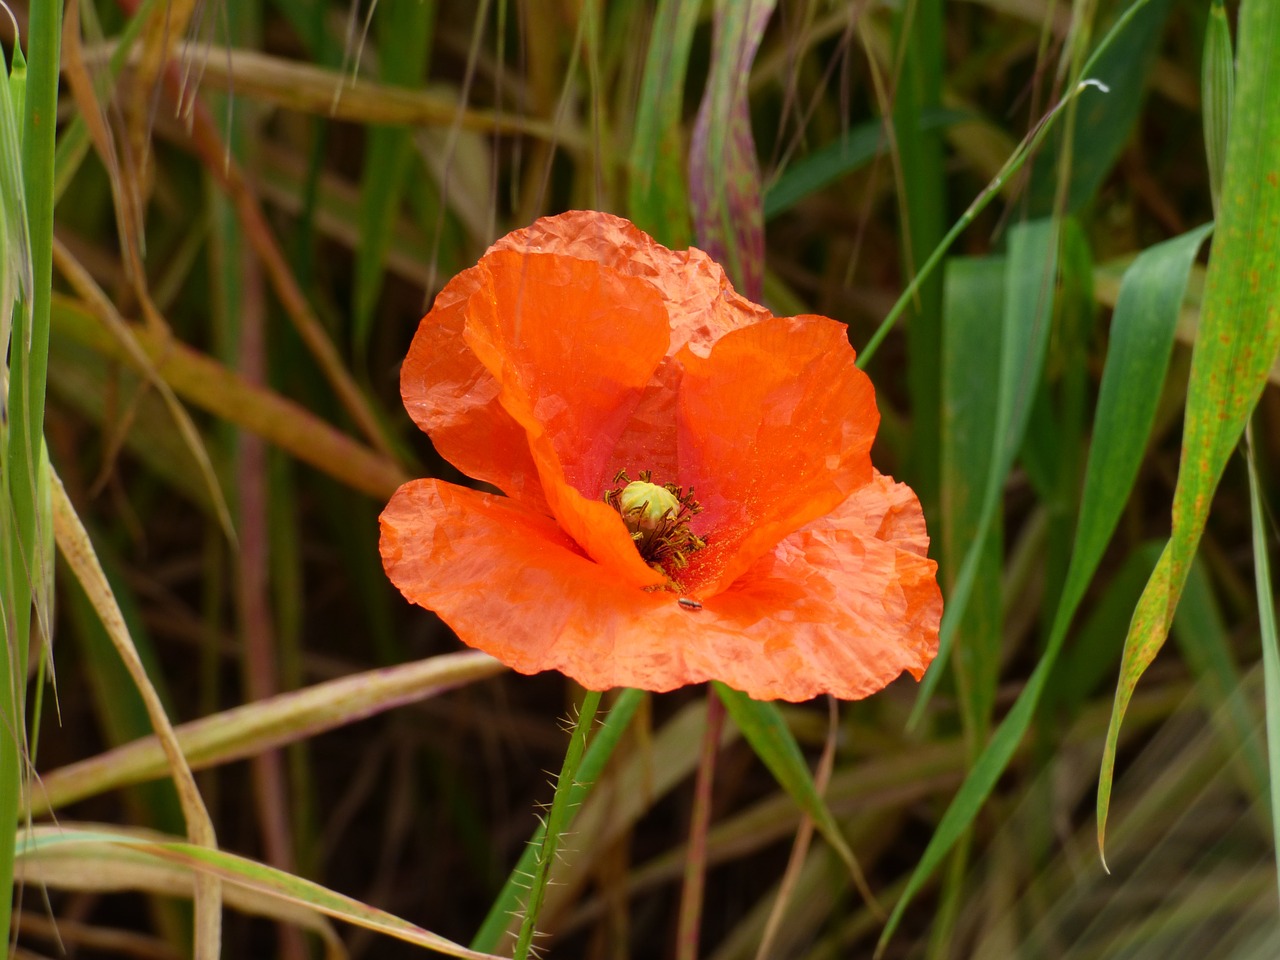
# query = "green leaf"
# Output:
<box><xmin>627</xmin><ymin>0</ymin><xmax>700</xmax><ymax>247</ymax></box>
<box><xmin>1098</xmin><ymin>0</ymin><xmax>1280</xmax><ymax>858</ymax></box>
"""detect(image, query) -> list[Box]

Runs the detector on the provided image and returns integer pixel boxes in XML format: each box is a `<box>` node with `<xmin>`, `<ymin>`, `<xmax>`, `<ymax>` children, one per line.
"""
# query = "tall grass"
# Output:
<box><xmin>7</xmin><ymin>1</ymin><xmax>1280</xmax><ymax>957</ymax></box>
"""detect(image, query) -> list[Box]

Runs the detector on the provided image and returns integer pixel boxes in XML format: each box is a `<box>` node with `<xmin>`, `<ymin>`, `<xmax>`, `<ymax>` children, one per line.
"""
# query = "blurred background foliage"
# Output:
<box><xmin>3</xmin><ymin>0</ymin><xmax>1280</xmax><ymax>957</ymax></box>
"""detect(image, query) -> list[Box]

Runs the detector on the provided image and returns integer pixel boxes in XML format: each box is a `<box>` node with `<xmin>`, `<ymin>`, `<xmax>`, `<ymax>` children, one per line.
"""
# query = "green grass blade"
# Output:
<box><xmin>1202</xmin><ymin>0</ymin><xmax>1235</xmax><ymax>217</ymax></box>
<box><xmin>1028</xmin><ymin>0</ymin><xmax>1177</xmax><ymax>215</ymax></box>
<box><xmin>353</xmin><ymin>0</ymin><xmax>435</xmax><ymax>360</ymax></box>
<box><xmin>1172</xmin><ymin>548</ymin><xmax>1269</xmax><ymax>806</ymax></box>
<box><xmin>713</xmin><ymin>683</ymin><xmax>879</xmax><ymax>914</ymax></box>
<box><xmin>2</xmin><ymin>2</ymin><xmax>61</xmax><ymax>948</ymax></box>
<box><xmin>910</xmin><ymin>218</ymin><xmax>1059</xmax><ymax>722</ymax></box>
<box><xmin>471</xmin><ymin>688</ymin><xmax>645</xmax><ymax>953</ymax></box>
<box><xmin>763</xmin><ymin>112</ymin><xmax>967</xmax><ymax>222</ymax></box>
<box><xmin>1247</xmin><ymin>430</ymin><xmax>1280</xmax><ymax>905</ymax></box>
<box><xmin>1097</xmin><ymin>0</ymin><xmax>1280</xmax><ymax>859</ymax></box>
<box><xmin>627</xmin><ymin>0</ymin><xmax>699</xmax><ymax>247</ymax></box>
<box><xmin>879</xmin><ymin>222</ymin><xmax>1212</xmax><ymax>954</ymax></box>
<box><xmin>893</xmin><ymin>0</ymin><xmax>946</xmax><ymax>516</ymax></box>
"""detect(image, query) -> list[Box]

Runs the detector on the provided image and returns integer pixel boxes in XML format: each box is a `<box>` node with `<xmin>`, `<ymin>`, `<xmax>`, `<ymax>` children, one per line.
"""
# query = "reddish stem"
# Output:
<box><xmin>675</xmin><ymin>690</ymin><xmax>726</xmax><ymax>960</ymax></box>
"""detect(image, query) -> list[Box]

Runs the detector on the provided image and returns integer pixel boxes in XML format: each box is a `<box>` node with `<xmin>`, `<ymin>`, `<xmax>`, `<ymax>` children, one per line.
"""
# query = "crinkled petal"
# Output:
<box><xmin>674</xmin><ymin>315</ymin><xmax>878</xmax><ymax>596</ymax></box>
<box><xmin>400</xmin><ymin>211</ymin><xmax>773</xmax><ymax>509</ymax></box>
<box><xmin>492</xmin><ymin>210</ymin><xmax>772</xmax><ymax>356</ymax></box>
<box><xmin>379</xmin><ymin>474</ymin><xmax>939</xmax><ymax>702</ymax></box>
<box><xmin>463</xmin><ymin>250</ymin><xmax>671</xmax><ymax>588</ymax></box>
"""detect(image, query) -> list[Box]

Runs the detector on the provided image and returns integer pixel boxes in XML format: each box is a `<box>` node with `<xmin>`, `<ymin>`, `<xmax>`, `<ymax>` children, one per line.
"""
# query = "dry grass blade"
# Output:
<box><xmin>20</xmin><ymin>825</ymin><xmax>346</xmax><ymax>960</ymax></box>
<box><xmin>47</xmin><ymin>468</ymin><xmax>222</xmax><ymax>960</ymax></box>
<box><xmin>50</xmin><ymin>293</ymin><xmax>408</xmax><ymax>500</ymax></box>
<box><xmin>30</xmin><ymin>651</ymin><xmax>506</xmax><ymax>816</ymax></box>
<box><xmin>80</xmin><ymin>39</ymin><xmax>585</xmax><ymax>146</ymax></box>
<box><xmin>49</xmin><ymin>238</ymin><xmax>236</xmax><ymax>542</ymax></box>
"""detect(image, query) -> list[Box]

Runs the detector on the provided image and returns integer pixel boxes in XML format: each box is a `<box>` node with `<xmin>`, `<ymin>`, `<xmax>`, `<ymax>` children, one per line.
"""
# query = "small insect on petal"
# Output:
<box><xmin>677</xmin><ymin>597</ymin><xmax>703</xmax><ymax>611</ymax></box>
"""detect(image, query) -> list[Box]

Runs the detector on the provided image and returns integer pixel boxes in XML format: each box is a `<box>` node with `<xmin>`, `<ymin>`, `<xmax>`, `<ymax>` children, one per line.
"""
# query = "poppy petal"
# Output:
<box><xmin>379</xmin><ymin>473</ymin><xmax>939</xmax><ymax>702</ymax></box>
<box><xmin>674</xmin><ymin>315</ymin><xmax>878</xmax><ymax>596</ymax></box>
<box><xmin>400</xmin><ymin>211</ymin><xmax>775</xmax><ymax>512</ymax></box>
<box><xmin>401</xmin><ymin>265</ymin><xmax>548</xmax><ymax>509</ymax></box>
<box><xmin>463</xmin><ymin>250</ymin><xmax>673</xmax><ymax>588</ymax></box>
<box><xmin>493</xmin><ymin>210</ymin><xmax>773</xmax><ymax>356</ymax></box>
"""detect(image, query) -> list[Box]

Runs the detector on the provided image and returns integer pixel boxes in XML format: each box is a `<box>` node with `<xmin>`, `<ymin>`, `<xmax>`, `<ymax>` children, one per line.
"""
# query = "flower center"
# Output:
<box><xmin>603</xmin><ymin>469</ymin><xmax>706</xmax><ymax>578</ymax></box>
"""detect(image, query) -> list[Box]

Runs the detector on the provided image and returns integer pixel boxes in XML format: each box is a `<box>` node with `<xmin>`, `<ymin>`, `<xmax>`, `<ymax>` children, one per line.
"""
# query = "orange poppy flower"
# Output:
<box><xmin>379</xmin><ymin>211</ymin><xmax>941</xmax><ymax>701</ymax></box>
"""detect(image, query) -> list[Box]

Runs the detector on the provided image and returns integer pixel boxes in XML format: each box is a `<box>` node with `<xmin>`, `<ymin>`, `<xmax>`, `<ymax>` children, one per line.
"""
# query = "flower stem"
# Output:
<box><xmin>675</xmin><ymin>689</ymin><xmax>726</xmax><ymax>960</ymax></box>
<box><xmin>513</xmin><ymin>688</ymin><xmax>603</xmax><ymax>959</ymax></box>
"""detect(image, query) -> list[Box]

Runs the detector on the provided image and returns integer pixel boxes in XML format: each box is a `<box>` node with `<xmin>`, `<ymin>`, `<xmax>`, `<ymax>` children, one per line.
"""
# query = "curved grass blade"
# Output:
<box><xmin>17</xmin><ymin>825</ymin><xmax>506</xmax><ymax>959</ymax></box>
<box><xmin>32</xmin><ymin>650</ymin><xmax>506</xmax><ymax>816</ymax></box>
<box><xmin>712</xmin><ymin>682</ymin><xmax>880</xmax><ymax>917</ymax></box>
<box><xmin>1097</xmin><ymin>0</ymin><xmax>1280</xmax><ymax>861</ymax></box>
<box><xmin>878</xmin><ymin>222</ymin><xmax>1214</xmax><ymax>955</ymax></box>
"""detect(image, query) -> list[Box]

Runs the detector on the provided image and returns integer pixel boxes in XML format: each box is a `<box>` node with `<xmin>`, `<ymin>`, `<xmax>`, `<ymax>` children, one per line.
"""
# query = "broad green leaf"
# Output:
<box><xmin>1098</xmin><ymin>0</ymin><xmax>1280</xmax><ymax>857</ymax></box>
<box><xmin>689</xmin><ymin>0</ymin><xmax>774</xmax><ymax>299</ymax></box>
<box><xmin>879</xmin><ymin>222</ymin><xmax>1213</xmax><ymax>954</ymax></box>
<box><xmin>628</xmin><ymin>0</ymin><xmax>700</xmax><ymax>247</ymax></box>
<box><xmin>911</xmin><ymin>218</ymin><xmax>1059</xmax><ymax>720</ymax></box>
<box><xmin>471</xmin><ymin>688</ymin><xmax>645</xmax><ymax>953</ymax></box>
<box><xmin>713</xmin><ymin>683</ymin><xmax>877</xmax><ymax>912</ymax></box>
<box><xmin>940</xmin><ymin>256</ymin><xmax>1005</xmax><ymax>744</ymax></box>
